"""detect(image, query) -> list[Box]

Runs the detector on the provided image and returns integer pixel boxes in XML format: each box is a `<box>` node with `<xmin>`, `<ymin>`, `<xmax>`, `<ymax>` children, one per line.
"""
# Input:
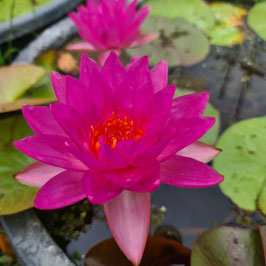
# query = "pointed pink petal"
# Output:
<box><xmin>177</xmin><ymin>141</ymin><xmax>221</xmax><ymax>163</ymax></box>
<box><xmin>104</xmin><ymin>161</ymin><xmax>160</xmax><ymax>190</ymax></box>
<box><xmin>104</xmin><ymin>190</ymin><xmax>150</xmax><ymax>265</ymax></box>
<box><xmin>82</xmin><ymin>170</ymin><xmax>122</xmax><ymax>204</ymax></box>
<box><xmin>22</xmin><ymin>105</ymin><xmax>67</xmax><ymax>137</ymax></box>
<box><xmin>160</xmin><ymin>155</ymin><xmax>224</xmax><ymax>188</ymax></box>
<box><xmin>14</xmin><ymin>162</ymin><xmax>64</xmax><ymax>188</ymax></box>
<box><xmin>34</xmin><ymin>170</ymin><xmax>86</xmax><ymax>209</ymax></box>
<box><xmin>14</xmin><ymin>135</ymin><xmax>87</xmax><ymax>171</ymax></box>
<box><xmin>129</xmin><ymin>33</ymin><xmax>159</xmax><ymax>47</ymax></box>
<box><xmin>65</xmin><ymin>42</ymin><xmax>97</xmax><ymax>52</ymax></box>
<box><xmin>98</xmin><ymin>49</ymin><xmax>121</xmax><ymax>66</ymax></box>
<box><xmin>170</xmin><ymin>92</ymin><xmax>209</xmax><ymax>121</ymax></box>
<box><xmin>102</xmin><ymin>51</ymin><xmax>126</xmax><ymax>90</ymax></box>
<box><xmin>50</xmin><ymin>72</ymin><xmax>66</xmax><ymax>104</ymax></box>
<box><xmin>79</xmin><ymin>53</ymin><xmax>102</xmax><ymax>84</ymax></box>
<box><xmin>159</xmin><ymin>117</ymin><xmax>215</xmax><ymax>161</ymax></box>
<box><xmin>150</xmin><ymin>60</ymin><xmax>168</xmax><ymax>93</ymax></box>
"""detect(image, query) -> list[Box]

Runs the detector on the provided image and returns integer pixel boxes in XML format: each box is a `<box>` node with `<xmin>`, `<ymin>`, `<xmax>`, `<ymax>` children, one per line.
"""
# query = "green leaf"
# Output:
<box><xmin>247</xmin><ymin>2</ymin><xmax>266</xmax><ymax>41</ymax></box>
<box><xmin>0</xmin><ymin>115</ymin><xmax>38</xmax><ymax>215</ymax></box>
<box><xmin>146</xmin><ymin>0</ymin><xmax>215</xmax><ymax>31</ymax></box>
<box><xmin>127</xmin><ymin>17</ymin><xmax>209</xmax><ymax>67</ymax></box>
<box><xmin>191</xmin><ymin>226</ymin><xmax>265</xmax><ymax>266</ymax></box>
<box><xmin>0</xmin><ymin>65</ymin><xmax>46</xmax><ymax>104</ymax></box>
<box><xmin>206</xmin><ymin>2</ymin><xmax>246</xmax><ymax>46</ymax></box>
<box><xmin>213</xmin><ymin>116</ymin><xmax>266</xmax><ymax>214</ymax></box>
<box><xmin>174</xmin><ymin>88</ymin><xmax>220</xmax><ymax>145</ymax></box>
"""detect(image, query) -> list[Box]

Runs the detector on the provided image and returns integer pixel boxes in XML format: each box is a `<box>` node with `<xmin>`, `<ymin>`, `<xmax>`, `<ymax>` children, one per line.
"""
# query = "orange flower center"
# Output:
<box><xmin>90</xmin><ymin>112</ymin><xmax>143</xmax><ymax>154</ymax></box>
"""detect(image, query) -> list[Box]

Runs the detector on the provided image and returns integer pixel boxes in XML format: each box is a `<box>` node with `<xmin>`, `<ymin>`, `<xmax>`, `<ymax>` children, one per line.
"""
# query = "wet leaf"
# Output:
<box><xmin>127</xmin><ymin>17</ymin><xmax>209</xmax><ymax>67</ymax></box>
<box><xmin>206</xmin><ymin>2</ymin><xmax>246</xmax><ymax>46</ymax></box>
<box><xmin>0</xmin><ymin>115</ymin><xmax>38</xmax><ymax>215</ymax></box>
<box><xmin>0</xmin><ymin>98</ymin><xmax>54</xmax><ymax>114</ymax></box>
<box><xmin>174</xmin><ymin>88</ymin><xmax>220</xmax><ymax>145</ymax></box>
<box><xmin>0</xmin><ymin>65</ymin><xmax>46</xmax><ymax>104</ymax></box>
<box><xmin>191</xmin><ymin>226</ymin><xmax>265</xmax><ymax>266</ymax></box>
<box><xmin>146</xmin><ymin>0</ymin><xmax>215</xmax><ymax>31</ymax></box>
<box><xmin>84</xmin><ymin>236</ymin><xmax>191</xmax><ymax>266</ymax></box>
<box><xmin>213</xmin><ymin>117</ymin><xmax>266</xmax><ymax>214</ymax></box>
<box><xmin>247</xmin><ymin>2</ymin><xmax>266</xmax><ymax>41</ymax></box>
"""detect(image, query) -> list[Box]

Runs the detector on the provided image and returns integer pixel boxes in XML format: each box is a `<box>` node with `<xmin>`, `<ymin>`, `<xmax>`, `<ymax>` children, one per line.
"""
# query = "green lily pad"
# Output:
<box><xmin>247</xmin><ymin>2</ymin><xmax>266</xmax><ymax>41</ymax></box>
<box><xmin>0</xmin><ymin>115</ymin><xmax>38</xmax><ymax>215</ymax></box>
<box><xmin>127</xmin><ymin>17</ymin><xmax>209</xmax><ymax>67</ymax></box>
<box><xmin>0</xmin><ymin>65</ymin><xmax>46</xmax><ymax>104</ymax></box>
<box><xmin>206</xmin><ymin>2</ymin><xmax>246</xmax><ymax>46</ymax></box>
<box><xmin>191</xmin><ymin>226</ymin><xmax>265</xmax><ymax>266</ymax></box>
<box><xmin>146</xmin><ymin>0</ymin><xmax>215</xmax><ymax>32</ymax></box>
<box><xmin>213</xmin><ymin>116</ymin><xmax>266</xmax><ymax>214</ymax></box>
<box><xmin>174</xmin><ymin>89</ymin><xmax>220</xmax><ymax>145</ymax></box>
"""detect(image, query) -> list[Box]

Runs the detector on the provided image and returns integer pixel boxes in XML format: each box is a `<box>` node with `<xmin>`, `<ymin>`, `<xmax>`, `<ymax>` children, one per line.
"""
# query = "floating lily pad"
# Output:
<box><xmin>174</xmin><ymin>89</ymin><xmax>220</xmax><ymax>145</ymax></box>
<box><xmin>213</xmin><ymin>117</ymin><xmax>266</xmax><ymax>214</ymax></box>
<box><xmin>84</xmin><ymin>236</ymin><xmax>191</xmax><ymax>266</ymax></box>
<box><xmin>206</xmin><ymin>2</ymin><xmax>246</xmax><ymax>46</ymax></box>
<box><xmin>0</xmin><ymin>65</ymin><xmax>46</xmax><ymax>104</ymax></box>
<box><xmin>247</xmin><ymin>2</ymin><xmax>266</xmax><ymax>41</ymax></box>
<box><xmin>127</xmin><ymin>17</ymin><xmax>209</xmax><ymax>67</ymax></box>
<box><xmin>191</xmin><ymin>226</ymin><xmax>265</xmax><ymax>266</ymax></box>
<box><xmin>0</xmin><ymin>115</ymin><xmax>38</xmax><ymax>215</ymax></box>
<box><xmin>146</xmin><ymin>0</ymin><xmax>215</xmax><ymax>31</ymax></box>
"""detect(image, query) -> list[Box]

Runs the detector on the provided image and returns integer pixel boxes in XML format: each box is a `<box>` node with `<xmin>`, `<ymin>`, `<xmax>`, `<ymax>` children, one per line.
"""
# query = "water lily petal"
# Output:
<box><xmin>104</xmin><ymin>190</ymin><xmax>150</xmax><ymax>265</ymax></box>
<box><xmin>177</xmin><ymin>141</ymin><xmax>221</xmax><ymax>163</ymax></box>
<box><xmin>65</xmin><ymin>41</ymin><xmax>97</xmax><ymax>52</ymax></box>
<box><xmin>50</xmin><ymin>72</ymin><xmax>66</xmax><ymax>104</ymax></box>
<box><xmin>169</xmin><ymin>92</ymin><xmax>209</xmax><ymax>121</ymax></box>
<box><xmin>129</xmin><ymin>33</ymin><xmax>159</xmax><ymax>47</ymax></box>
<box><xmin>22</xmin><ymin>105</ymin><xmax>66</xmax><ymax>136</ymax></box>
<box><xmin>160</xmin><ymin>155</ymin><xmax>224</xmax><ymax>188</ymax></box>
<box><xmin>98</xmin><ymin>49</ymin><xmax>121</xmax><ymax>66</ymax></box>
<box><xmin>159</xmin><ymin>117</ymin><xmax>215</xmax><ymax>161</ymax></box>
<box><xmin>150</xmin><ymin>60</ymin><xmax>168</xmax><ymax>93</ymax></box>
<box><xmin>14</xmin><ymin>162</ymin><xmax>64</xmax><ymax>188</ymax></box>
<box><xmin>14</xmin><ymin>135</ymin><xmax>87</xmax><ymax>171</ymax></box>
<box><xmin>34</xmin><ymin>170</ymin><xmax>85</xmax><ymax>209</ymax></box>
<box><xmin>82</xmin><ymin>170</ymin><xmax>122</xmax><ymax>204</ymax></box>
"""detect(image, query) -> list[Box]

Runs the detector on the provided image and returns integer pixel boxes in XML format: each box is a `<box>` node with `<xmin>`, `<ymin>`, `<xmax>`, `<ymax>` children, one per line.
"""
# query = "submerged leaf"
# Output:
<box><xmin>191</xmin><ymin>226</ymin><xmax>265</xmax><ymax>266</ymax></box>
<box><xmin>247</xmin><ymin>2</ymin><xmax>266</xmax><ymax>41</ymax></box>
<box><xmin>127</xmin><ymin>17</ymin><xmax>209</xmax><ymax>67</ymax></box>
<box><xmin>84</xmin><ymin>236</ymin><xmax>191</xmax><ymax>266</ymax></box>
<box><xmin>0</xmin><ymin>115</ymin><xmax>38</xmax><ymax>215</ymax></box>
<box><xmin>0</xmin><ymin>65</ymin><xmax>46</xmax><ymax>104</ymax></box>
<box><xmin>213</xmin><ymin>117</ymin><xmax>266</xmax><ymax>214</ymax></box>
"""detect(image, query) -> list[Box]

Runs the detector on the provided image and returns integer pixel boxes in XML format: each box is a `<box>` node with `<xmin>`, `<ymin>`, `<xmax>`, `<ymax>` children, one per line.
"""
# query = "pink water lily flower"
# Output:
<box><xmin>14</xmin><ymin>52</ymin><xmax>223</xmax><ymax>266</ymax></box>
<box><xmin>66</xmin><ymin>0</ymin><xmax>158</xmax><ymax>65</ymax></box>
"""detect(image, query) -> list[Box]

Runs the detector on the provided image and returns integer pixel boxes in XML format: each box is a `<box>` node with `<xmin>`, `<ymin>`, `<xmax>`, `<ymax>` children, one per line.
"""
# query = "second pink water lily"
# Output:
<box><xmin>66</xmin><ymin>0</ymin><xmax>158</xmax><ymax>65</ymax></box>
<box><xmin>14</xmin><ymin>52</ymin><xmax>223</xmax><ymax>265</ymax></box>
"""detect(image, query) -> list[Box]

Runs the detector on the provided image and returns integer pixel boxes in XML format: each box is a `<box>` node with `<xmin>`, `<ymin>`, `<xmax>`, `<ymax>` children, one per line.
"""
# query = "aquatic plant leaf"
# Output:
<box><xmin>0</xmin><ymin>231</ymin><xmax>16</xmax><ymax>259</ymax></box>
<box><xmin>247</xmin><ymin>2</ymin><xmax>266</xmax><ymax>41</ymax></box>
<box><xmin>0</xmin><ymin>65</ymin><xmax>46</xmax><ymax>104</ymax></box>
<box><xmin>0</xmin><ymin>115</ymin><xmax>38</xmax><ymax>215</ymax></box>
<box><xmin>206</xmin><ymin>2</ymin><xmax>246</xmax><ymax>46</ymax></box>
<box><xmin>174</xmin><ymin>89</ymin><xmax>220</xmax><ymax>145</ymax></box>
<box><xmin>127</xmin><ymin>17</ymin><xmax>209</xmax><ymax>67</ymax></box>
<box><xmin>35</xmin><ymin>50</ymin><xmax>56</xmax><ymax>71</ymax></box>
<box><xmin>146</xmin><ymin>0</ymin><xmax>215</xmax><ymax>31</ymax></box>
<box><xmin>213</xmin><ymin>117</ymin><xmax>266</xmax><ymax>214</ymax></box>
<box><xmin>84</xmin><ymin>236</ymin><xmax>191</xmax><ymax>266</ymax></box>
<box><xmin>191</xmin><ymin>226</ymin><xmax>265</xmax><ymax>266</ymax></box>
